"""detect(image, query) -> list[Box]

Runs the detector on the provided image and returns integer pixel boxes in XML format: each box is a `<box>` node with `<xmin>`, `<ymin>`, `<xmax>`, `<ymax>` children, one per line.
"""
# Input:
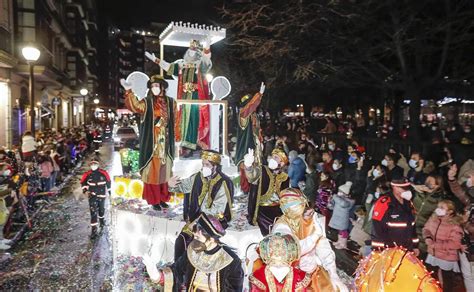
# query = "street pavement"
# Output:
<box><xmin>0</xmin><ymin>143</ymin><xmax>115</xmax><ymax>290</ymax></box>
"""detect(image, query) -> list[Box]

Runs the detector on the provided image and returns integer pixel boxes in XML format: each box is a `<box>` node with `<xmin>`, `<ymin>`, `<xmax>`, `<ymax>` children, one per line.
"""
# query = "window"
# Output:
<box><xmin>0</xmin><ymin>0</ymin><xmax>11</xmax><ymax>30</ymax></box>
<box><xmin>17</xmin><ymin>11</ymin><xmax>35</xmax><ymax>42</ymax></box>
<box><xmin>17</xmin><ymin>0</ymin><xmax>34</xmax><ymax>9</ymax></box>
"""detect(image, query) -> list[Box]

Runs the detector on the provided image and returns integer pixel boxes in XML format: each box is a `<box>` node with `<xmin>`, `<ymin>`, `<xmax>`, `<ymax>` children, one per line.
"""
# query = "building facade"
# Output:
<box><xmin>0</xmin><ymin>0</ymin><xmax>99</xmax><ymax>147</ymax></box>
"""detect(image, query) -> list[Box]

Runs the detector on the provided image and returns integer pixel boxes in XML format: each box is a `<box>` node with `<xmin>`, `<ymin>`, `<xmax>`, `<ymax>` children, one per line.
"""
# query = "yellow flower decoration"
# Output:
<box><xmin>128</xmin><ymin>180</ymin><xmax>144</xmax><ymax>199</ymax></box>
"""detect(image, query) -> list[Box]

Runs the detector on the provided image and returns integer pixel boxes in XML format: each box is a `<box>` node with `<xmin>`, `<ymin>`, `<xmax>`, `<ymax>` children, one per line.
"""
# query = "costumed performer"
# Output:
<box><xmin>143</xmin><ymin>213</ymin><xmax>244</xmax><ymax>292</ymax></box>
<box><xmin>244</xmin><ymin>148</ymin><xmax>290</xmax><ymax>236</ymax></box>
<box><xmin>145</xmin><ymin>39</ymin><xmax>212</xmax><ymax>155</ymax></box>
<box><xmin>168</xmin><ymin>150</ymin><xmax>234</xmax><ymax>260</ymax></box>
<box><xmin>235</xmin><ymin>82</ymin><xmax>265</xmax><ymax>196</ymax></box>
<box><xmin>249</xmin><ymin>232</ymin><xmax>311</xmax><ymax>291</ymax></box>
<box><xmin>120</xmin><ymin>75</ymin><xmax>176</xmax><ymax>211</ymax></box>
<box><xmin>273</xmin><ymin>188</ymin><xmax>348</xmax><ymax>292</ymax></box>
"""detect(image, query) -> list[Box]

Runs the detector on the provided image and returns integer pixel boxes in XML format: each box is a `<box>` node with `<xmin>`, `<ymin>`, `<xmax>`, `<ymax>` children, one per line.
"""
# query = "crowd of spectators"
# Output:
<box><xmin>0</xmin><ymin>124</ymin><xmax>104</xmax><ymax>250</ymax></box>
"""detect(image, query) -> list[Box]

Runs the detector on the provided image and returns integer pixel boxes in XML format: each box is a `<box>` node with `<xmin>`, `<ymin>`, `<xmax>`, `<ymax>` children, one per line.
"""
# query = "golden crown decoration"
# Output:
<box><xmin>201</xmin><ymin>150</ymin><xmax>222</xmax><ymax>165</ymax></box>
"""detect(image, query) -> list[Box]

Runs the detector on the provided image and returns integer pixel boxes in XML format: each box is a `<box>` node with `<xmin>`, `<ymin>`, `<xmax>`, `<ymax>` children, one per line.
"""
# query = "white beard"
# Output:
<box><xmin>183</xmin><ymin>49</ymin><xmax>202</xmax><ymax>65</ymax></box>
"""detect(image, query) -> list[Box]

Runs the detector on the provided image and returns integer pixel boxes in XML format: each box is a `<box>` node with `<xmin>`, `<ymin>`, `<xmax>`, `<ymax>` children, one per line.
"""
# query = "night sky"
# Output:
<box><xmin>98</xmin><ymin>0</ymin><xmax>225</xmax><ymax>29</ymax></box>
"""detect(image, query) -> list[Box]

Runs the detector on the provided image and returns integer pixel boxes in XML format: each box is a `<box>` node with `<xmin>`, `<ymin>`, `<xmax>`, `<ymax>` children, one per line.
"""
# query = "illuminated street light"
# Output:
<box><xmin>93</xmin><ymin>98</ymin><xmax>100</xmax><ymax>104</ymax></box>
<box><xmin>22</xmin><ymin>45</ymin><xmax>41</xmax><ymax>136</ymax></box>
<box><xmin>80</xmin><ymin>88</ymin><xmax>89</xmax><ymax>96</ymax></box>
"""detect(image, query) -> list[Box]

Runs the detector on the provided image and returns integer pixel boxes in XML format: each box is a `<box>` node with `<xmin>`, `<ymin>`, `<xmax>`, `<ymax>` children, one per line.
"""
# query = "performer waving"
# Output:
<box><xmin>120</xmin><ymin>75</ymin><xmax>176</xmax><ymax>211</ymax></box>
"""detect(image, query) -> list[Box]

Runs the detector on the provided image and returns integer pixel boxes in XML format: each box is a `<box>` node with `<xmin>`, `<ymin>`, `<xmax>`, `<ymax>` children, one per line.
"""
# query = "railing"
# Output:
<box><xmin>310</xmin><ymin>133</ymin><xmax>431</xmax><ymax>161</ymax></box>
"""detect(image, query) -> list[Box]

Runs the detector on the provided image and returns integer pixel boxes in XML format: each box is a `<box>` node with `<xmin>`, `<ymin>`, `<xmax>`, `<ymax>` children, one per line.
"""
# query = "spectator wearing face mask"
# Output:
<box><xmin>363</xmin><ymin>182</ymin><xmax>390</xmax><ymax>240</ymax></box>
<box><xmin>371</xmin><ymin>179</ymin><xmax>419</xmax><ymax>255</ymax></box>
<box><xmin>407</xmin><ymin>152</ymin><xmax>428</xmax><ymax>185</ymax></box>
<box><xmin>321</xmin><ymin>151</ymin><xmax>334</xmax><ymax>173</ymax></box>
<box><xmin>364</xmin><ymin>164</ymin><xmax>388</xmax><ymax>205</ymax></box>
<box><xmin>329</xmin><ymin>181</ymin><xmax>355</xmax><ymax>249</ymax></box>
<box><xmin>288</xmin><ymin>150</ymin><xmax>306</xmax><ymax>188</ymax></box>
<box><xmin>381</xmin><ymin>153</ymin><xmax>404</xmax><ymax>181</ymax></box>
<box><xmin>330</xmin><ymin>159</ymin><xmax>346</xmax><ymax>188</ymax></box>
<box><xmin>412</xmin><ymin>175</ymin><xmax>447</xmax><ymax>255</ymax></box>
<box><xmin>423</xmin><ymin>200</ymin><xmax>466</xmax><ymax>291</ymax></box>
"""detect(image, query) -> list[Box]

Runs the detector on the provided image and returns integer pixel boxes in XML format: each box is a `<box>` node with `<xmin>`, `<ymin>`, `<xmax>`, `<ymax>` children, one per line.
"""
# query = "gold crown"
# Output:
<box><xmin>271</xmin><ymin>148</ymin><xmax>289</xmax><ymax>165</ymax></box>
<box><xmin>201</xmin><ymin>150</ymin><xmax>221</xmax><ymax>165</ymax></box>
<box><xmin>189</xmin><ymin>39</ymin><xmax>203</xmax><ymax>50</ymax></box>
<box><xmin>149</xmin><ymin>75</ymin><xmax>165</xmax><ymax>83</ymax></box>
<box><xmin>259</xmin><ymin>233</ymin><xmax>301</xmax><ymax>266</ymax></box>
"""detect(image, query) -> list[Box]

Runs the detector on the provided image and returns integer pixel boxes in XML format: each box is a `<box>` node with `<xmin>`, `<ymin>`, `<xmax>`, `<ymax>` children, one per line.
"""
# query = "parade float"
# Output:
<box><xmin>108</xmin><ymin>22</ymin><xmax>263</xmax><ymax>290</ymax></box>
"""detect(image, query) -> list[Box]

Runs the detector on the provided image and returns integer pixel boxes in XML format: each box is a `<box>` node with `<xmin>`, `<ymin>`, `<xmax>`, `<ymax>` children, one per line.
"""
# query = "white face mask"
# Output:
<box><xmin>151</xmin><ymin>86</ymin><xmax>161</xmax><ymax>96</ymax></box>
<box><xmin>373</xmin><ymin>169</ymin><xmax>380</xmax><ymax>178</ymax></box>
<box><xmin>467</xmin><ymin>178</ymin><xmax>473</xmax><ymax>188</ymax></box>
<box><xmin>400</xmin><ymin>190</ymin><xmax>413</xmax><ymax>200</ymax></box>
<box><xmin>91</xmin><ymin>165</ymin><xmax>99</xmax><ymax>171</ymax></box>
<box><xmin>202</xmin><ymin>166</ymin><xmax>213</xmax><ymax>178</ymax></box>
<box><xmin>408</xmin><ymin>159</ymin><xmax>418</xmax><ymax>169</ymax></box>
<box><xmin>306</xmin><ymin>167</ymin><xmax>312</xmax><ymax>174</ymax></box>
<box><xmin>381</xmin><ymin>159</ymin><xmax>388</xmax><ymax>167</ymax></box>
<box><xmin>269</xmin><ymin>266</ymin><xmax>290</xmax><ymax>283</ymax></box>
<box><xmin>435</xmin><ymin>208</ymin><xmax>447</xmax><ymax>217</ymax></box>
<box><xmin>374</xmin><ymin>191</ymin><xmax>380</xmax><ymax>198</ymax></box>
<box><xmin>268</xmin><ymin>158</ymin><xmax>278</xmax><ymax>170</ymax></box>
<box><xmin>332</xmin><ymin>163</ymin><xmax>340</xmax><ymax>171</ymax></box>
<box><xmin>328</xmin><ymin>145</ymin><xmax>335</xmax><ymax>151</ymax></box>
<box><xmin>3</xmin><ymin>170</ymin><xmax>11</xmax><ymax>176</ymax></box>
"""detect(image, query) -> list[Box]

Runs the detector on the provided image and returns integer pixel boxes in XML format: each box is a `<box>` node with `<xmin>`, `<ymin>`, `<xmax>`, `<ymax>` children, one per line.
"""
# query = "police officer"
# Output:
<box><xmin>92</xmin><ymin>127</ymin><xmax>102</xmax><ymax>154</ymax></box>
<box><xmin>371</xmin><ymin>179</ymin><xmax>420</xmax><ymax>256</ymax></box>
<box><xmin>80</xmin><ymin>158</ymin><xmax>111</xmax><ymax>238</ymax></box>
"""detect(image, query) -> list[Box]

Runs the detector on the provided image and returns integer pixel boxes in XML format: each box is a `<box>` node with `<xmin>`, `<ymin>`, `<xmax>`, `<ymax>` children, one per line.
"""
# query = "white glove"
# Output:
<box><xmin>142</xmin><ymin>255</ymin><xmax>161</xmax><ymax>282</ymax></box>
<box><xmin>259</xmin><ymin>82</ymin><xmax>265</xmax><ymax>94</ymax></box>
<box><xmin>145</xmin><ymin>51</ymin><xmax>158</xmax><ymax>63</ymax></box>
<box><xmin>120</xmin><ymin>78</ymin><xmax>132</xmax><ymax>90</ymax></box>
<box><xmin>330</xmin><ymin>277</ymin><xmax>348</xmax><ymax>292</ymax></box>
<box><xmin>244</xmin><ymin>148</ymin><xmax>255</xmax><ymax>167</ymax></box>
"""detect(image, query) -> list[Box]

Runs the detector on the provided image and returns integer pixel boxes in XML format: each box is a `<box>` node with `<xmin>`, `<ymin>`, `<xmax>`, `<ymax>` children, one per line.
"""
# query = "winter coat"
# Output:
<box><xmin>407</xmin><ymin>168</ymin><xmax>427</xmax><ymax>185</ymax></box>
<box><xmin>330</xmin><ymin>169</ymin><xmax>346</xmax><ymax>189</ymax></box>
<box><xmin>315</xmin><ymin>182</ymin><xmax>335</xmax><ymax>214</ymax></box>
<box><xmin>413</xmin><ymin>190</ymin><xmax>446</xmax><ymax>252</ymax></box>
<box><xmin>329</xmin><ymin>195</ymin><xmax>355</xmax><ymax>231</ymax></box>
<box><xmin>303</xmin><ymin>171</ymin><xmax>319</xmax><ymax>205</ymax></box>
<box><xmin>39</xmin><ymin>161</ymin><xmax>54</xmax><ymax>178</ymax></box>
<box><xmin>288</xmin><ymin>157</ymin><xmax>306</xmax><ymax>188</ymax></box>
<box><xmin>448</xmin><ymin>179</ymin><xmax>474</xmax><ymax>242</ymax></box>
<box><xmin>21</xmin><ymin>135</ymin><xmax>36</xmax><ymax>153</ymax></box>
<box><xmin>422</xmin><ymin>215</ymin><xmax>464</xmax><ymax>261</ymax></box>
<box><xmin>350</xmin><ymin>215</ymin><xmax>370</xmax><ymax>246</ymax></box>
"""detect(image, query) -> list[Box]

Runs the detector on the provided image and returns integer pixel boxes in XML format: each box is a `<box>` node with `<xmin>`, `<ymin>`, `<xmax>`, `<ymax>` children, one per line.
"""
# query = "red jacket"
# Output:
<box><xmin>249</xmin><ymin>266</ymin><xmax>311</xmax><ymax>292</ymax></box>
<box><xmin>422</xmin><ymin>215</ymin><xmax>463</xmax><ymax>261</ymax></box>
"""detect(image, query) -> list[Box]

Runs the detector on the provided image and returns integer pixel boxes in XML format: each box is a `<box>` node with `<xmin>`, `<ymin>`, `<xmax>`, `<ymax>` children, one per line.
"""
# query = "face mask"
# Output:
<box><xmin>151</xmin><ymin>87</ymin><xmax>161</xmax><ymax>96</ymax></box>
<box><xmin>466</xmin><ymin>178</ymin><xmax>472</xmax><ymax>188</ymax></box>
<box><xmin>465</xmin><ymin>129</ymin><xmax>471</xmax><ymax>133</ymax></box>
<box><xmin>369</xmin><ymin>121</ymin><xmax>374</xmax><ymax>126</ymax></box>
<box><xmin>202</xmin><ymin>166</ymin><xmax>213</xmax><ymax>178</ymax></box>
<box><xmin>91</xmin><ymin>165</ymin><xmax>99</xmax><ymax>171</ymax></box>
<box><xmin>328</xmin><ymin>144</ymin><xmax>335</xmax><ymax>151</ymax></box>
<box><xmin>401</xmin><ymin>190</ymin><xmax>413</xmax><ymax>200</ymax></box>
<box><xmin>269</xmin><ymin>266</ymin><xmax>290</xmax><ymax>283</ymax></box>
<box><xmin>373</xmin><ymin>169</ymin><xmax>380</xmax><ymax>178</ymax></box>
<box><xmin>332</xmin><ymin>163</ymin><xmax>340</xmax><ymax>171</ymax></box>
<box><xmin>381</xmin><ymin>159</ymin><xmax>388</xmax><ymax>167</ymax></box>
<box><xmin>432</xmin><ymin>126</ymin><xmax>437</xmax><ymax>131</ymax></box>
<box><xmin>409</xmin><ymin>159</ymin><xmax>418</xmax><ymax>169</ymax></box>
<box><xmin>421</xmin><ymin>124</ymin><xmax>426</xmax><ymax>127</ymax></box>
<box><xmin>3</xmin><ymin>170</ymin><xmax>11</xmax><ymax>176</ymax></box>
<box><xmin>348</xmin><ymin>156</ymin><xmax>357</xmax><ymax>164</ymax></box>
<box><xmin>435</xmin><ymin>208</ymin><xmax>447</xmax><ymax>217</ymax></box>
<box><xmin>374</xmin><ymin>191</ymin><xmax>380</xmax><ymax>198</ymax></box>
<box><xmin>316</xmin><ymin>163</ymin><xmax>324</xmax><ymax>172</ymax></box>
<box><xmin>268</xmin><ymin>158</ymin><xmax>278</xmax><ymax>170</ymax></box>
<box><xmin>306</xmin><ymin>168</ymin><xmax>312</xmax><ymax>174</ymax></box>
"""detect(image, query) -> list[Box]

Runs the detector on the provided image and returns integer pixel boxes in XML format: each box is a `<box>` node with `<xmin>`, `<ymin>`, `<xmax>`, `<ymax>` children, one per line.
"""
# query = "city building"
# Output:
<box><xmin>0</xmin><ymin>0</ymin><xmax>100</xmax><ymax>147</ymax></box>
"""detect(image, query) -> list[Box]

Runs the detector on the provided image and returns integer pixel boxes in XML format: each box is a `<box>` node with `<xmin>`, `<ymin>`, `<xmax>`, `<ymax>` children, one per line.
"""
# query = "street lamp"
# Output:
<box><xmin>80</xmin><ymin>88</ymin><xmax>88</xmax><ymax>96</ymax></box>
<box><xmin>22</xmin><ymin>45</ymin><xmax>41</xmax><ymax>136</ymax></box>
<box><xmin>93</xmin><ymin>98</ymin><xmax>99</xmax><ymax>104</ymax></box>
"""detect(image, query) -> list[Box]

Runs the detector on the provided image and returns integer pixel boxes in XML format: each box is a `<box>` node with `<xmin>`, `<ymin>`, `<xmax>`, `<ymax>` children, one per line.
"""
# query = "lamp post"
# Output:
<box><xmin>22</xmin><ymin>46</ymin><xmax>41</xmax><ymax>136</ymax></box>
<box><xmin>80</xmin><ymin>88</ymin><xmax>88</xmax><ymax>124</ymax></box>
